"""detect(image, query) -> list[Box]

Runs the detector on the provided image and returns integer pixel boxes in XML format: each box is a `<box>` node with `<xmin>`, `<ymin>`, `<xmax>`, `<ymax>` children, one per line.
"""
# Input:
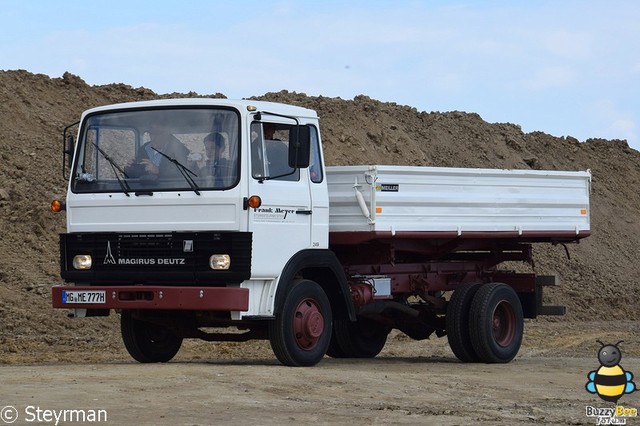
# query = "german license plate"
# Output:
<box><xmin>62</xmin><ymin>290</ymin><xmax>106</xmax><ymax>304</ymax></box>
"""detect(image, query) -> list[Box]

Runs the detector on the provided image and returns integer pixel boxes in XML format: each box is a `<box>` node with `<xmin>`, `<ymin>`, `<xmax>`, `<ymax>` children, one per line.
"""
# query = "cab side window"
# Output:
<box><xmin>251</xmin><ymin>122</ymin><xmax>300</xmax><ymax>181</ymax></box>
<box><xmin>308</xmin><ymin>126</ymin><xmax>323</xmax><ymax>183</ymax></box>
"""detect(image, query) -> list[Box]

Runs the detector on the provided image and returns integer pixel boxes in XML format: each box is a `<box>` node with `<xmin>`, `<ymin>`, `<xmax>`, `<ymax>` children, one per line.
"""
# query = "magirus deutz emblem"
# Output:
<box><xmin>102</xmin><ymin>240</ymin><xmax>187</xmax><ymax>265</ymax></box>
<box><xmin>103</xmin><ymin>241</ymin><xmax>116</xmax><ymax>265</ymax></box>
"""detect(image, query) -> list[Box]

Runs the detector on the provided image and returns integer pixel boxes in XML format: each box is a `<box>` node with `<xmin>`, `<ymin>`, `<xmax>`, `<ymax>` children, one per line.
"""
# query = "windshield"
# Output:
<box><xmin>71</xmin><ymin>107</ymin><xmax>240</xmax><ymax>193</ymax></box>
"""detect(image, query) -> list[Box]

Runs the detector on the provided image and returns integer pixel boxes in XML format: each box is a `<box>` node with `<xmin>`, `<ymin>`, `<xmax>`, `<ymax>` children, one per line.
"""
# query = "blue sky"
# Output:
<box><xmin>2</xmin><ymin>1</ymin><xmax>639</xmax><ymax>150</ymax></box>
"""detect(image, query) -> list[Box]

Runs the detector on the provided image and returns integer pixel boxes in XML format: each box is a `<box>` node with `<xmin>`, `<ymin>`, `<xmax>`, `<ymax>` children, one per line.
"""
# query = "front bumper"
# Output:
<box><xmin>52</xmin><ymin>285</ymin><xmax>249</xmax><ymax>311</ymax></box>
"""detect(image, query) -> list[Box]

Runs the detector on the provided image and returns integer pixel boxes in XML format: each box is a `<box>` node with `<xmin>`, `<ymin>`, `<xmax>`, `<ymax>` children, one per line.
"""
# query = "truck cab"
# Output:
<box><xmin>54</xmin><ymin>99</ymin><xmax>349</xmax><ymax>366</ymax></box>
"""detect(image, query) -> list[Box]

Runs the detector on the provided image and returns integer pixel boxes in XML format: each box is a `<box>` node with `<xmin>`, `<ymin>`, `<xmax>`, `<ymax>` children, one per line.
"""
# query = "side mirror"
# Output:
<box><xmin>65</xmin><ymin>134</ymin><xmax>75</xmax><ymax>156</ymax></box>
<box><xmin>62</xmin><ymin>121</ymin><xmax>79</xmax><ymax>180</ymax></box>
<box><xmin>63</xmin><ymin>134</ymin><xmax>75</xmax><ymax>179</ymax></box>
<box><xmin>288</xmin><ymin>125</ymin><xmax>311</xmax><ymax>169</ymax></box>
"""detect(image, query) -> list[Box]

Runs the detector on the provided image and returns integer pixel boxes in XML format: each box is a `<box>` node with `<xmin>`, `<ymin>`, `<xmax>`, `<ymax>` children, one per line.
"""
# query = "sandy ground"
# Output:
<box><xmin>1</xmin><ymin>357</ymin><xmax>637</xmax><ymax>426</ymax></box>
<box><xmin>1</xmin><ymin>321</ymin><xmax>639</xmax><ymax>426</ymax></box>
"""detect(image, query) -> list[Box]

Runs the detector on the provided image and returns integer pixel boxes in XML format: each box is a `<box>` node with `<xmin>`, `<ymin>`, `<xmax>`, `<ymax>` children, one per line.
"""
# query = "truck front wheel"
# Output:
<box><xmin>269</xmin><ymin>279</ymin><xmax>332</xmax><ymax>367</ymax></box>
<box><xmin>120</xmin><ymin>310</ymin><xmax>183</xmax><ymax>363</ymax></box>
<box><xmin>469</xmin><ymin>283</ymin><xmax>523</xmax><ymax>363</ymax></box>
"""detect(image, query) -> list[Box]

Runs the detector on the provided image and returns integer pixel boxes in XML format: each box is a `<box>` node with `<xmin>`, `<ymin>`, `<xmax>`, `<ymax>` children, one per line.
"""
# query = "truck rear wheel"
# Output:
<box><xmin>446</xmin><ymin>282</ymin><xmax>482</xmax><ymax>362</ymax></box>
<box><xmin>469</xmin><ymin>283</ymin><xmax>523</xmax><ymax>363</ymax></box>
<box><xmin>331</xmin><ymin>318</ymin><xmax>390</xmax><ymax>358</ymax></box>
<box><xmin>269</xmin><ymin>279</ymin><xmax>332</xmax><ymax>366</ymax></box>
<box><xmin>120</xmin><ymin>310</ymin><xmax>183</xmax><ymax>363</ymax></box>
<box><xmin>326</xmin><ymin>330</ymin><xmax>348</xmax><ymax>358</ymax></box>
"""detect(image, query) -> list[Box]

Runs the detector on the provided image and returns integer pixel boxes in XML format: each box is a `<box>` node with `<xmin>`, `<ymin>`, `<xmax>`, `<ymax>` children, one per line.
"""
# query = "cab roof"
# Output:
<box><xmin>81</xmin><ymin>98</ymin><xmax>318</xmax><ymax>120</ymax></box>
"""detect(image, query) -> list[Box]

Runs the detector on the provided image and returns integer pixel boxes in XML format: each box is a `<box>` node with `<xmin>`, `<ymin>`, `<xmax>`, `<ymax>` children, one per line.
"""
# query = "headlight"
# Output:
<box><xmin>209</xmin><ymin>254</ymin><xmax>231</xmax><ymax>270</ymax></box>
<box><xmin>72</xmin><ymin>255</ymin><xmax>92</xmax><ymax>270</ymax></box>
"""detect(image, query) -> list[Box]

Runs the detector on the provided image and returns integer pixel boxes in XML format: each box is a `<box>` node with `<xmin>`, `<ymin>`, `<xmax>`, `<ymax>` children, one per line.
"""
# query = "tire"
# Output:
<box><xmin>333</xmin><ymin>318</ymin><xmax>390</xmax><ymax>358</ymax></box>
<box><xmin>269</xmin><ymin>279</ymin><xmax>332</xmax><ymax>366</ymax></box>
<box><xmin>326</xmin><ymin>328</ymin><xmax>349</xmax><ymax>358</ymax></box>
<box><xmin>120</xmin><ymin>310</ymin><xmax>183</xmax><ymax>363</ymax></box>
<box><xmin>469</xmin><ymin>283</ymin><xmax>524</xmax><ymax>363</ymax></box>
<box><xmin>446</xmin><ymin>282</ymin><xmax>483</xmax><ymax>362</ymax></box>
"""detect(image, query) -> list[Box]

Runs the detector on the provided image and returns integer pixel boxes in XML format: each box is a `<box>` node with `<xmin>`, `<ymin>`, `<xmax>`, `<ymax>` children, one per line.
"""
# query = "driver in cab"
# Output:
<box><xmin>125</xmin><ymin>122</ymin><xmax>189</xmax><ymax>178</ymax></box>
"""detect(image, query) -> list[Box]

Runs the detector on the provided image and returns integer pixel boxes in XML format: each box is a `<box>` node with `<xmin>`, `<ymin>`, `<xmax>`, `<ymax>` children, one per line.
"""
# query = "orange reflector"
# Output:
<box><xmin>376</xmin><ymin>207</ymin><xmax>382</xmax><ymax>214</ymax></box>
<box><xmin>247</xmin><ymin>195</ymin><xmax>262</xmax><ymax>209</ymax></box>
<box><xmin>580</xmin><ymin>208</ymin><xmax>587</xmax><ymax>215</ymax></box>
<box><xmin>50</xmin><ymin>199</ymin><xmax>65</xmax><ymax>213</ymax></box>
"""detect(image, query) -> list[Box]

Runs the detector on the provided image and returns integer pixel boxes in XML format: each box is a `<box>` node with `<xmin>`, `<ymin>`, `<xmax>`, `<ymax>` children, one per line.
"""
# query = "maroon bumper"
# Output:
<box><xmin>52</xmin><ymin>285</ymin><xmax>249</xmax><ymax>311</ymax></box>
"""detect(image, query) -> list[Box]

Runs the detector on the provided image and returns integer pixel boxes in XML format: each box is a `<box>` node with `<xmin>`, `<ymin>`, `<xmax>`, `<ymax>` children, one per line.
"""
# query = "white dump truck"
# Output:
<box><xmin>51</xmin><ymin>99</ymin><xmax>591</xmax><ymax>366</ymax></box>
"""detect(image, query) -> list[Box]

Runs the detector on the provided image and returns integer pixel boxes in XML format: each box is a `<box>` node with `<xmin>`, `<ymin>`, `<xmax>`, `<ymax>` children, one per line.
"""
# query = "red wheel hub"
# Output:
<box><xmin>492</xmin><ymin>300</ymin><xmax>516</xmax><ymax>347</ymax></box>
<box><xmin>292</xmin><ymin>298</ymin><xmax>324</xmax><ymax>350</ymax></box>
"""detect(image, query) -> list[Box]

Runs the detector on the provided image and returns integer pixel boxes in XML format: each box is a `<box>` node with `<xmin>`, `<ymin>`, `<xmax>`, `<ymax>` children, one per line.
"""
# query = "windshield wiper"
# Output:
<box><xmin>151</xmin><ymin>147</ymin><xmax>201</xmax><ymax>195</ymax></box>
<box><xmin>92</xmin><ymin>142</ymin><xmax>131</xmax><ymax>196</ymax></box>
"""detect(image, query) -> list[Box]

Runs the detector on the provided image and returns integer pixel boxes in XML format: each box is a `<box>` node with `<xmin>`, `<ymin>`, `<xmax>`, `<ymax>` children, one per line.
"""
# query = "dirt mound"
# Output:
<box><xmin>1</xmin><ymin>70</ymin><xmax>638</xmax><ymax>362</ymax></box>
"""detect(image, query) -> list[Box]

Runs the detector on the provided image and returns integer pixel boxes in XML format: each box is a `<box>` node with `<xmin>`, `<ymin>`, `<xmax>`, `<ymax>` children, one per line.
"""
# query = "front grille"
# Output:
<box><xmin>116</xmin><ymin>233</ymin><xmax>185</xmax><ymax>259</ymax></box>
<box><xmin>60</xmin><ymin>231</ymin><xmax>252</xmax><ymax>285</ymax></box>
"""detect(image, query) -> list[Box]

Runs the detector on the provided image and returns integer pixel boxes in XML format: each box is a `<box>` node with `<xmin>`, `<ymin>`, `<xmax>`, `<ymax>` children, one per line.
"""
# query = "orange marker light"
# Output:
<box><xmin>580</xmin><ymin>208</ymin><xmax>587</xmax><ymax>215</ymax></box>
<box><xmin>247</xmin><ymin>195</ymin><xmax>262</xmax><ymax>209</ymax></box>
<box><xmin>50</xmin><ymin>199</ymin><xmax>65</xmax><ymax>213</ymax></box>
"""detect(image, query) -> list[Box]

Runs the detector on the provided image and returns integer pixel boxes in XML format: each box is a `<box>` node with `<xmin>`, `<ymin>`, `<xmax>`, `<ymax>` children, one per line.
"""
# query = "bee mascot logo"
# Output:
<box><xmin>586</xmin><ymin>340</ymin><xmax>637</xmax><ymax>403</ymax></box>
